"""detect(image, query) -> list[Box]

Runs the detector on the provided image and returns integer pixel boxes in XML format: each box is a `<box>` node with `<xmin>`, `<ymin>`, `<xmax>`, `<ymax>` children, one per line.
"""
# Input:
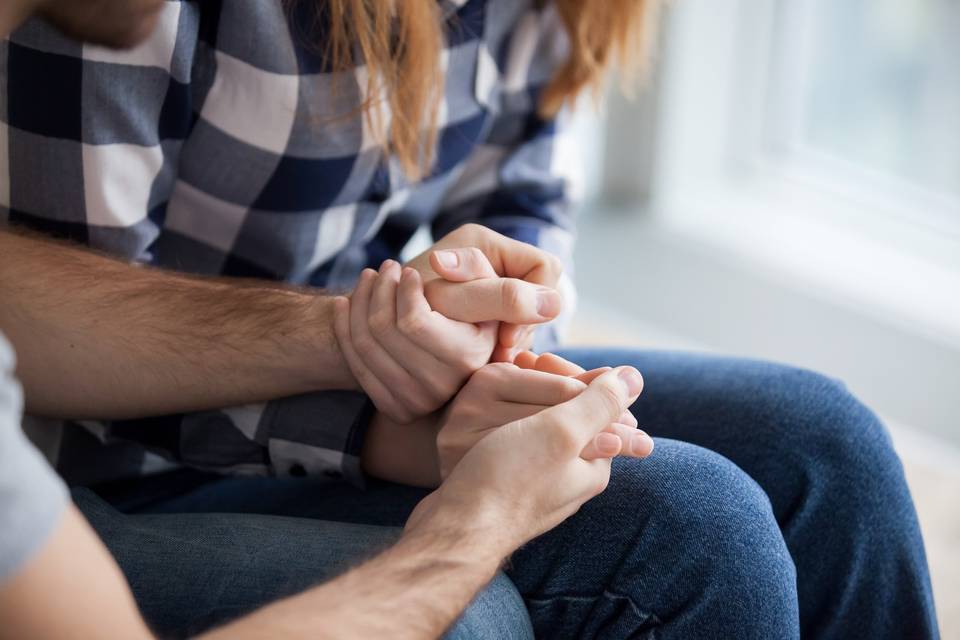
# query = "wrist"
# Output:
<box><xmin>406</xmin><ymin>509</ymin><xmax>513</xmax><ymax>574</ymax></box>
<box><xmin>362</xmin><ymin>411</ymin><xmax>442</xmax><ymax>487</ymax></box>
<box><xmin>409</xmin><ymin>490</ymin><xmax>519</xmax><ymax>562</ymax></box>
<box><xmin>295</xmin><ymin>295</ymin><xmax>359</xmax><ymax>391</ymax></box>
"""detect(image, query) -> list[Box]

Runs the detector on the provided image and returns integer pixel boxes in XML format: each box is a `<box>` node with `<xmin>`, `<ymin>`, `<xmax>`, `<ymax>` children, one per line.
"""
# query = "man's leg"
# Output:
<box><xmin>75</xmin><ymin>489</ymin><xmax>533</xmax><ymax>639</ymax></box>
<box><xmin>556</xmin><ymin>348</ymin><xmax>938</xmax><ymax>640</ymax></box>
<box><xmin>112</xmin><ymin>456</ymin><xmax>800</xmax><ymax>639</ymax></box>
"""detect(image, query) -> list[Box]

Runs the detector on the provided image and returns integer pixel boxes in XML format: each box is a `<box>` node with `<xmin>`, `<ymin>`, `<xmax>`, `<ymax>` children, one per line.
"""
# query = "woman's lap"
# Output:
<box><xmin>557</xmin><ymin>348</ymin><xmax>937</xmax><ymax>639</ymax></box>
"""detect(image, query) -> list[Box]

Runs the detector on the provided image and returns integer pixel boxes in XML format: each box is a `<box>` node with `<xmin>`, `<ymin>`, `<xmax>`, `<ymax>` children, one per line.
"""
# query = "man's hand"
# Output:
<box><xmin>436</xmin><ymin>358</ymin><xmax>653</xmax><ymax>479</ymax></box>
<box><xmin>407</xmin><ymin>366</ymin><xmax>647</xmax><ymax>551</ymax></box>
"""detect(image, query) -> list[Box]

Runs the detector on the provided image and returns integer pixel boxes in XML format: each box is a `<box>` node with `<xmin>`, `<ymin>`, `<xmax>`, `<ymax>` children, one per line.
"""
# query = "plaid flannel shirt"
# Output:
<box><xmin>0</xmin><ymin>0</ymin><xmax>577</xmax><ymax>487</ymax></box>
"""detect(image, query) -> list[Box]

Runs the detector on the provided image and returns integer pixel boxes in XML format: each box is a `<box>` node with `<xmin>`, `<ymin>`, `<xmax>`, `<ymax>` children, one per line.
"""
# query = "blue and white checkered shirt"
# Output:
<box><xmin>0</xmin><ymin>0</ymin><xmax>576</xmax><ymax>487</ymax></box>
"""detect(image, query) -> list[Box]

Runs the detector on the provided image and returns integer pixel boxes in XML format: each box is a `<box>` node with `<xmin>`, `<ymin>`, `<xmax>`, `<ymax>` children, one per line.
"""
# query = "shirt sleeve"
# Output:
<box><xmin>431</xmin><ymin>5</ymin><xmax>578</xmax><ymax>351</ymax></box>
<box><xmin>93</xmin><ymin>393</ymin><xmax>375</xmax><ymax>487</ymax></box>
<box><xmin>0</xmin><ymin>335</ymin><xmax>69</xmax><ymax>582</ymax></box>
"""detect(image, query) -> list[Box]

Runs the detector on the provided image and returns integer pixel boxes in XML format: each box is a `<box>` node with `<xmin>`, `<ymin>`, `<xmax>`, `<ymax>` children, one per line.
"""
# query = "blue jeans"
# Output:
<box><xmin>77</xmin><ymin>350</ymin><xmax>939</xmax><ymax>639</ymax></box>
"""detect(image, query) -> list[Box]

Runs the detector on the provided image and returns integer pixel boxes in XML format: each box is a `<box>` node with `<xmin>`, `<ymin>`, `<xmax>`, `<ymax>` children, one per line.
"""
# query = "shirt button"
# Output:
<box><xmin>289</xmin><ymin>464</ymin><xmax>307</xmax><ymax>477</ymax></box>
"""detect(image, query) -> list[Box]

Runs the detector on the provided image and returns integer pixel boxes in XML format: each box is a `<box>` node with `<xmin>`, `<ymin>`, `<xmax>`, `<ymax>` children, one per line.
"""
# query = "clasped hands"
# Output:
<box><xmin>333</xmin><ymin>224</ymin><xmax>653</xmax><ymax>482</ymax></box>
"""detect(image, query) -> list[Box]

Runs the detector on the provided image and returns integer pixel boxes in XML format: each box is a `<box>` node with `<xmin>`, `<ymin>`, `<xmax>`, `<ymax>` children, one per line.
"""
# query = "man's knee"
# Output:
<box><xmin>444</xmin><ymin>572</ymin><xmax>534</xmax><ymax>640</ymax></box>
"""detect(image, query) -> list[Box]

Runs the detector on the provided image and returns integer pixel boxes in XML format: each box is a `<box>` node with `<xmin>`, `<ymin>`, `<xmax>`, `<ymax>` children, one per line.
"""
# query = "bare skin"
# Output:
<box><xmin>0</xmin><ymin>226</ymin><xmax>558</xmax><ymax>420</ymax></box>
<box><xmin>361</xmin><ymin>354</ymin><xmax>653</xmax><ymax>487</ymax></box>
<box><xmin>334</xmin><ymin>226</ymin><xmax>564</xmax><ymax>424</ymax></box>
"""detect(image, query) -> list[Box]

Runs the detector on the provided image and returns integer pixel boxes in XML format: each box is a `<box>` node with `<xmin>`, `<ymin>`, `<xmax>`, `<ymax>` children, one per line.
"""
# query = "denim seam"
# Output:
<box><xmin>524</xmin><ymin>588</ymin><xmax>662</xmax><ymax>626</ymax></box>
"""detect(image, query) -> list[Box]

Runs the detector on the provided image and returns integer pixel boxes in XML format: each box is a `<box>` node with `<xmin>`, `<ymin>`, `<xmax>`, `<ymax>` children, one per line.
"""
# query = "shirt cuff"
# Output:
<box><xmin>262</xmin><ymin>391</ymin><xmax>375</xmax><ymax>489</ymax></box>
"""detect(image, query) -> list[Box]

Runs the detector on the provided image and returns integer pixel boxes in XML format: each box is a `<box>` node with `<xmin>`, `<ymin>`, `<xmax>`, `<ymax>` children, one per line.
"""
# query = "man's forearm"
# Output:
<box><xmin>202</xmin><ymin>516</ymin><xmax>509</xmax><ymax>640</ymax></box>
<box><xmin>0</xmin><ymin>229</ymin><xmax>355</xmax><ymax>419</ymax></box>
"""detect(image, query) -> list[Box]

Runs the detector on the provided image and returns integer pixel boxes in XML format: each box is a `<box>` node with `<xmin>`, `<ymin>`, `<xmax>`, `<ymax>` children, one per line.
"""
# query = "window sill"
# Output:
<box><xmin>651</xmin><ymin>179</ymin><xmax>960</xmax><ymax>350</ymax></box>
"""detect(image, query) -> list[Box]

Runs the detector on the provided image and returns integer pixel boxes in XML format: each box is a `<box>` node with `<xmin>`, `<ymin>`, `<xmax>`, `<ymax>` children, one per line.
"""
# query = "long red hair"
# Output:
<box><xmin>311</xmin><ymin>0</ymin><xmax>659</xmax><ymax>179</ymax></box>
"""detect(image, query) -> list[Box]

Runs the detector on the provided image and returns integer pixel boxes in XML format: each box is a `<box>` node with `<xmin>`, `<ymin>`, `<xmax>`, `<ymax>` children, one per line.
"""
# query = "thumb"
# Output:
<box><xmin>430</xmin><ymin>247</ymin><xmax>499</xmax><ymax>282</ymax></box>
<box><xmin>533</xmin><ymin>367</ymin><xmax>645</xmax><ymax>451</ymax></box>
<box><xmin>424</xmin><ymin>278</ymin><xmax>562</xmax><ymax>324</ymax></box>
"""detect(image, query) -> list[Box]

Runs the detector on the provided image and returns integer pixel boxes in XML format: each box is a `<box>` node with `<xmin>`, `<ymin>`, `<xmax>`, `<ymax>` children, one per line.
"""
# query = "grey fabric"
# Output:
<box><xmin>0</xmin><ymin>333</ymin><xmax>68</xmax><ymax>580</ymax></box>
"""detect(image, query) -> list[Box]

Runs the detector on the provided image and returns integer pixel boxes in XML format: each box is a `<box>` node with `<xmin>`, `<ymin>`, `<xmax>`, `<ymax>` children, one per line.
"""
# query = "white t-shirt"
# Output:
<box><xmin>0</xmin><ymin>333</ymin><xmax>68</xmax><ymax>580</ymax></box>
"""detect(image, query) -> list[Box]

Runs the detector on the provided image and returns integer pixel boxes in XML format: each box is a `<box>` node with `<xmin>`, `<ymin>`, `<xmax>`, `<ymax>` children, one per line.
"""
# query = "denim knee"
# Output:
<box><xmin>764</xmin><ymin>368</ymin><xmax>909</xmax><ymax>516</ymax></box>
<box><xmin>613</xmin><ymin>441</ymin><xmax>797</xmax><ymax>593</ymax></box>
<box><xmin>564</xmin><ymin>442</ymin><xmax>800</xmax><ymax>637</ymax></box>
<box><xmin>444</xmin><ymin>572</ymin><xmax>534</xmax><ymax>640</ymax></box>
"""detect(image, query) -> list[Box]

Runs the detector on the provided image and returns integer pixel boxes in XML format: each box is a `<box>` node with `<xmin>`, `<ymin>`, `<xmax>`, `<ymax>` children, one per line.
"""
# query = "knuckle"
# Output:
<box><xmin>476</xmin><ymin>362</ymin><xmax>512</xmax><ymax>386</ymax></box>
<box><xmin>397</xmin><ymin>310</ymin><xmax>428</xmax><ymax>338</ymax></box>
<box><xmin>464</xmin><ymin>247</ymin><xmax>489</xmax><ymax>270</ymax></box>
<box><xmin>557</xmin><ymin>378</ymin><xmax>587</xmax><ymax>403</ymax></box>
<box><xmin>544</xmin><ymin>253</ymin><xmax>563</xmax><ymax>278</ymax></box>
<box><xmin>499</xmin><ymin>279</ymin><xmax>525</xmax><ymax>312</ymax></box>
<box><xmin>460</xmin><ymin>223</ymin><xmax>486</xmax><ymax>237</ymax></box>
<box><xmin>353</xmin><ymin>334</ymin><xmax>377</xmax><ymax>355</ymax></box>
<box><xmin>596</xmin><ymin>382</ymin><xmax>625</xmax><ymax>419</ymax></box>
<box><xmin>546</xmin><ymin>420</ymin><xmax>581</xmax><ymax>457</ymax></box>
<box><xmin>470</xmin><ymin>364</ymin><xmax>500</xmax><ymax>388</ymax></box>
<box><xmin>368</xmin><ymin>311</ymin><xmax>394</xmax><ymax>337</ymax></box>
<box><xmin>465</xmin><ymin>246</ymin><xmax>486</xmax><ymax>261</ymax></box>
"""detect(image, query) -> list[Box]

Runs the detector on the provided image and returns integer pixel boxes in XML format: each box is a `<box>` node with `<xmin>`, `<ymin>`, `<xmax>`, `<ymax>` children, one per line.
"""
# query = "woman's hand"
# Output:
<box><xmin>406</xmin><ymin>223</ymin><xmax>565</xmax><ymax>362</ymax></box>
<box><xmin>436</xmin><ymin>356</ymin><xmax>654</xmax><ymax>480</ymax></box>
<box><xmin>333</xmin><ymin>233</ymin><xmax>563</xmax><ymax>424</ymax></box>
<box><xmin>407</xmin><ymin>367</ymin><xmax>647</xmax><ymax>553</ymax></box>
<box><xmin>333</xmin><ymin>260</ymin><xmax>497</xmax><ymax>424</ymax></box>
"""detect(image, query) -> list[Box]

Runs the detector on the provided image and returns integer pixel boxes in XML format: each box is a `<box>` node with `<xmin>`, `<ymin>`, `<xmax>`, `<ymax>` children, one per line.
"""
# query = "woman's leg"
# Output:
<box><xmin>508</xmin><ymin>439</ymin><xmax>800</xmax><ymax>639</ymax></box>
<box><xmin>557</xmin><ymin>348</ymin><xmax>938</xmax><ymax>640</ymax></box>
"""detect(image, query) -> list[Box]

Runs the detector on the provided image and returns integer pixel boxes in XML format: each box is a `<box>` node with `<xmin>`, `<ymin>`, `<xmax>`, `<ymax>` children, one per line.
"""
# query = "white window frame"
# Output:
<box><xmin>620</xmin><ymin>0</ymin><xmax>960</xmax><ymax>349</ymax></box>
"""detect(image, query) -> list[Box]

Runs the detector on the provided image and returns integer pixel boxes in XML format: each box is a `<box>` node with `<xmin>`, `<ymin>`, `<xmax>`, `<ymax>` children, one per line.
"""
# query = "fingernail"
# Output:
<box><xmin>436</xmin><ymin>250</ymin><xmax>459</xmax><ymax>269</ymax></box>
<box><xmin>618</xmin><ymin>367</ymin><xmax>644</xmax><ymax>395</ymax></box>
<box><xmin>596</xmin><ymin>432</ymin><xmax>621</xmax><ymax>455</ymax></box>
<box><xmin>380</xmin><ymin>259</ymin><xmax>392</xmax><ymax>272</ymax></box>
<box><xmin>631</xmin><ymin>432</ymin><xmax>653</xmax><ymax>456</ymax></box>
<box><xmin>536</xmin><ymin>289</ymin><xmax>561</xmax><ymax>317</ymax></box>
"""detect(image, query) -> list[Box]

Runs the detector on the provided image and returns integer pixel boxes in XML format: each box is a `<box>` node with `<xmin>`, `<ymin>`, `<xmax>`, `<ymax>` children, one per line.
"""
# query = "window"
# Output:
<box><xmin>618</xmin><ymin>0</ymin><xmax>960</xmax><ymax>275</ymax></box>
<box><xmin>784</xmin><ymin>0</ymin><xmax>960</xmax><ymax>194</ymax></box>
<box><xmin>768</xmin><ymin>0</ymin><xmax>960</xmax><ymax>229</ymax></box>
